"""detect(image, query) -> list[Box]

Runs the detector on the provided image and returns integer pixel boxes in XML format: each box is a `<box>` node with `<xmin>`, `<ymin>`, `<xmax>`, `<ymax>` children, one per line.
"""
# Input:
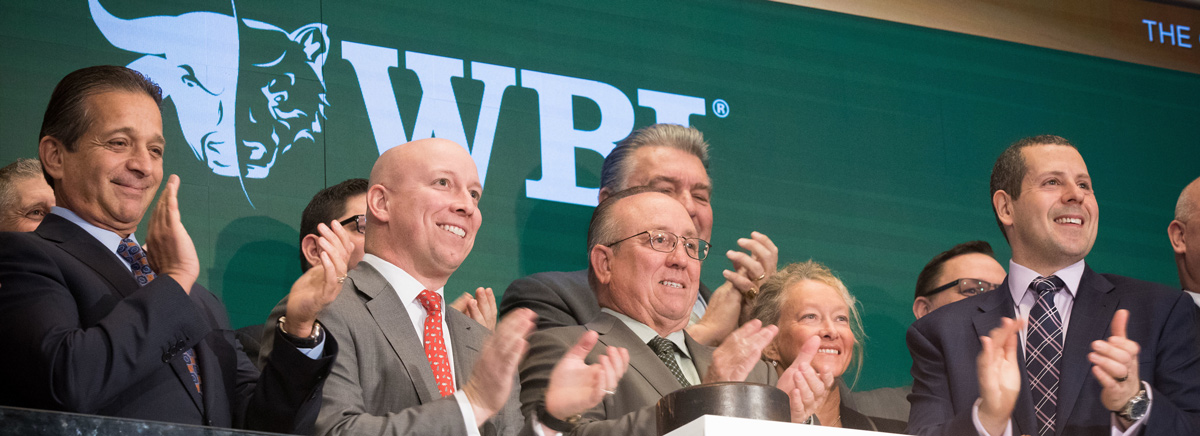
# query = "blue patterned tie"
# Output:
<box><xmin>1026</xmin><ymin>275</ymin><xmax>1065</xmax><ymax>436</ymax></box>
<box><xmin>117</xmin><ymin>238</ymin><xmax>202</xmax><ymax>395</ymax></box>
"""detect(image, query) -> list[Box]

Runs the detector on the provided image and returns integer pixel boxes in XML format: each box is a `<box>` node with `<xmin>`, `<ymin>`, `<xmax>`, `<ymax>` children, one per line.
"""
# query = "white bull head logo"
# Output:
<box><xmin>90</xmin><ymin>0</ymin><xmax>328</xmax><ymax>189</ymax></box>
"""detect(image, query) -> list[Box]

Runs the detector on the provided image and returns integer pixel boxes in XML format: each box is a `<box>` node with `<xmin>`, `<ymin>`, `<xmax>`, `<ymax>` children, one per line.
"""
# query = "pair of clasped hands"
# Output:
<box><xmin>977</xmin><ymin>310</ymin><xmax>1144</xmax><ymax>435</ymax></box>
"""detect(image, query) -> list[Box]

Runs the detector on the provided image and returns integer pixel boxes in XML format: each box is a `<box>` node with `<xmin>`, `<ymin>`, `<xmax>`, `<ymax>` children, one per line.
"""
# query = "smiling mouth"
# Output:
<box><xmin>659</xmin><ymin>280</ymin><xmax>684</xmax><ymax>289</ymax></box>
<box><xmin>439</xmin><ymin>224</ymin><xmax>466</xmax><ymax>238</ymax></box>
<box><xmin>818</xmin><ymin>348</ymin><xmax>841</xmax><ymax>355</ymax></box>
<box><xmin>1055</xmin><ymin>217</ymin><xmax>1083</xmax><ymax>225</ymax></box>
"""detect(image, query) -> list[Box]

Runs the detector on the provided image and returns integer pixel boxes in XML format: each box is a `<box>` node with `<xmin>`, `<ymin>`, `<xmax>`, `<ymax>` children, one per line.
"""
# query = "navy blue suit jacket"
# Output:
<box><xmin>0</xmin><ymin>214</ymin><xmax>336</xmax><ymax>432</ymax></box>
<box><xmin>907</xmin><ymin>265</ymin><xmax>1200</xmax><ymax>435</ymax></box>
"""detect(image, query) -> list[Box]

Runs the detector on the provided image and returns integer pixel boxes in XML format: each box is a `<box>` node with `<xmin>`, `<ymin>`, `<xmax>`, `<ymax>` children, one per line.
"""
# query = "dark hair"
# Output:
<box><xmin>585</xmin><ymin>185</ymin><xmax>660</xmax><ymax>291</ymax></box>
<box><xmin>39</xmin><ymin>65</ymin><xmax>163</xmax><ymax>188</ymax></box>
<box><xmin>299</xmin><ymin>178</ymin><xmax>369</xmax><ymax>270</ymax></box>
<box><xmin>989</xmin><ymin>135</ymin><xmax>1075</xmax><ymax>240</ymax></box>
<box><xmin>599</xmin><ymin>124</ymin><xmax>710</xmax><ymax>193</ymax></box>
<box><xmin>914</xmin><ymin>240</ymin><xmax>996</xmax><ymax>299</ymax></box>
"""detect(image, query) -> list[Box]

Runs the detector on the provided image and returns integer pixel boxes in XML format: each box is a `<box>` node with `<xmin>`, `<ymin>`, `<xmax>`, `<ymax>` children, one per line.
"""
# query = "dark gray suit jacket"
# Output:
<box><xmin>518</xmin><ymin>312</ymin><xmax>776</xmax><ymax>436</ymax></box>
<box><xmin>0</xmin><ymin>214</ymin><xmax>335</xmax><ymax>432</ymax></box>
<box><xmin>498</xmin><ymin>269</ymin><xmax>713</xmax><ymax>331</ymax></box>
<box><xmin>907</xmin><ymin>265</ymin><xmax>1200</xmax><ymax>435</ymax></box>
<box><xmin>284</xmin><ymin>262</ymin><xmax>522</xmax><ymax>436</ymax></box>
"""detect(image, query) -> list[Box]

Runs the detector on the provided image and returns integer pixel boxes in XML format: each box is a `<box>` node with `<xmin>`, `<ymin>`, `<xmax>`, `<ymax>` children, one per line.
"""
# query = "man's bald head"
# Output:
<box><xmin>1169</xmin><ymin>176</ymin><xmax>1200</xmax><ymax>292</ymax></box>
<box><xmin>364</xmin><ymin>138</ymin><xmax>483</xmax><ymax>290</ymax></box>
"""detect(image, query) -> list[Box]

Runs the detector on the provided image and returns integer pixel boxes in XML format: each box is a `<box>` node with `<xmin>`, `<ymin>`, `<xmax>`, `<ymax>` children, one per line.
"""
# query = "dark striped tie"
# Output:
<box><xmin>648</xmin><ymin>336</ymin><xmax>691</xmax><ymax>387</ymax></box>
<box><xmin>1026</xmin><ymin>275</ymin><xmax>1065</xmax><ymax>436</ymax></box>
<box><xmin>117</xmin><ymin>238</ymin><xmax>202</xmax><ymax>395</ymax></box>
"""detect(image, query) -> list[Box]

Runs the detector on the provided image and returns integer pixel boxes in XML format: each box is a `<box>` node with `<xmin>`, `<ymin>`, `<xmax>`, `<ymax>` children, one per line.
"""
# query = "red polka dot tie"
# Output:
<box><xmin>417</xmin><ymin>290</ymin><xmax>454</xmax><ymax>397</ymax></box>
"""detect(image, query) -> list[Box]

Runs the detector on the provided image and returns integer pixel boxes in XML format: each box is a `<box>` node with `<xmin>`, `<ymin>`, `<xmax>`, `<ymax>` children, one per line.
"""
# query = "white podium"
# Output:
<box><xmin>664</xmin><ymin>415</ymin><xmax>905</xmax><ymax>436</ymax></box>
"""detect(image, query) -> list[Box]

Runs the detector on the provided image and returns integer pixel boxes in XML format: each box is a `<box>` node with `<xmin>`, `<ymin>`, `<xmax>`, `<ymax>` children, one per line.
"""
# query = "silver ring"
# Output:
<box><xmin>603</xmin><ymin>389</ymin><xmax>615</xmax><ymax>395</ymax></box>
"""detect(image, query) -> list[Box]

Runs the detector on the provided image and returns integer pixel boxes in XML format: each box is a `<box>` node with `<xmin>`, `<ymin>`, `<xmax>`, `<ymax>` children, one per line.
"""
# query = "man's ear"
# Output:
<box><xmin>366</xmin><ymin>184</ymin><xmax>388</xmax><ymax>223</ymax></box>
<box><xmin>597</xmin><ymin>187</ymin><xmax>613</xmax><ymax>205</ymax></box>
<box><xmin>993</xmin><ymin>190</ymin><xmax>1014</xmax><ymax>228</ymax></box>
<box><xmin>39</xmin><ymin>135</ymin><xmax>65</xmax><ymax>188</ymax></box>
<box><xmin>1168</xmin><ymin>220</ymin><xmax>1187</xmax><ymax>255</ymax></box>
<box><xmin>590</xmin><ymin>244</ymin><xmax>614</xmax><ymax>286</ymax></box>
<box><xmin>913</xmin><ymin>297</ymin><xmax>932</xmax><ymax>320</ymax></box>
<box><xmin>301</xmin><ymin>233</ymin><xmax>323</xmax><ymax>269</ymax></box>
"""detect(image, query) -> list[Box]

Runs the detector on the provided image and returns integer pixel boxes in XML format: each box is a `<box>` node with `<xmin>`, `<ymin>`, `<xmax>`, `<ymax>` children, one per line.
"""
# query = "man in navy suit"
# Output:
<box><xmin>0</xmin><ymin>65</ymin><xmax>342</xmax><ymax>432</ymax></box>
<box><xmin>907</xmin><ymin>135</ymin><xmax>1200</xmax><ymax>436</ymax></box>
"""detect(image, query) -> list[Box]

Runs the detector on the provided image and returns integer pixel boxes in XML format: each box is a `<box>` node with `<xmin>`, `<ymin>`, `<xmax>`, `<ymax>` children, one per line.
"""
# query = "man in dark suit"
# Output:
<box><xmin>907</xmin><ymin>135</ymin><xmax>1200</xmax><ymax>436</ymax></box>
<box><xmin>0</xmin><ymin>65</ymin><xmax>341</xmax><ymax>433</ymax></box>
<box><xmin>308</xmin><ymin>138</ymin><xmax>627</xmax><ymax>436</ymax></box>
<box><xmin>521</xmin><ymin>187</ymin><xmax>816</xmax><ymax>435</ymax></box>
<box><xmin>499</xmin><ymin>124</ymin><xmax>778</xmax><ymax>346</ymax></box>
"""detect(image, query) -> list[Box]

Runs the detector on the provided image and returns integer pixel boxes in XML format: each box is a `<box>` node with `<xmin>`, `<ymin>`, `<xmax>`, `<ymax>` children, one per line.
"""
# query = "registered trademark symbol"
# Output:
<box><xmin>712</xmin><ymin>99</ymin><xmax>730</xmax><ymax>118</ymax></box>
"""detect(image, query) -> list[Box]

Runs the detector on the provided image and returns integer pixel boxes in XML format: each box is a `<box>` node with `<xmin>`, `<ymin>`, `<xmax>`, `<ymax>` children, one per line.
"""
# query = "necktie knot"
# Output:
<box><xmin>1031</xmin><ymin>275</ymin><xmax>1065</xmax><ymax>296</ymax></box>
<box><xmin>116</xmin><ymin>238</ymin><xmax>156</xmax><ymax>286</ymax></box>
<box><xmin>417</xmin><ymin>289</ymin><xmax>442</xmax><ymax>313</ymax></box>
<box><xmin>649</xmin><ymin>336</ymin><xmax>692</xmax><ymax>387</ymax></box>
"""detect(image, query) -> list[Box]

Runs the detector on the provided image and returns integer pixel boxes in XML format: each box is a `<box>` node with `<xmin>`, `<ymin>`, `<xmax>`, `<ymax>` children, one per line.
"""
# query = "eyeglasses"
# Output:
<box><xmin>605</xmin><ymin>230</ymin><xmax>710</xmax><ymax>261</ymax></box>
<box><xmin>339</xmin><ymin>214</ymin><xmax>366</xmax><ymax>234</ymax></box>
<box><xmin>922</xmin><ymin>278</ymin><xmax>997</xmax><ymax>298</ymax></box>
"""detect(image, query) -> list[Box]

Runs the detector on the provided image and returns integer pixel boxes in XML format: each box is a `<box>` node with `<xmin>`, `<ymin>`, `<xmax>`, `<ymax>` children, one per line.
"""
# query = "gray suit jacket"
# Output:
<box><xmin>284</xmin><ymin>262</ymin><xmax>522</xmax><ymax>436</ymax></box>
<box><xmin>518</xmin><ymin>312</ymin><xmax>776</xmax><ymax>436</ymax></box>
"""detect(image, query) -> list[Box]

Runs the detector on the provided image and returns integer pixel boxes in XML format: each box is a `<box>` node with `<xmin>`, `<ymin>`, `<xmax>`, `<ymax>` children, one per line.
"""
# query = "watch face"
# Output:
<box><xmin>1130</xmin><ymin>396</ymin><xmax>1149</xmax><ymax>417</ymax></box>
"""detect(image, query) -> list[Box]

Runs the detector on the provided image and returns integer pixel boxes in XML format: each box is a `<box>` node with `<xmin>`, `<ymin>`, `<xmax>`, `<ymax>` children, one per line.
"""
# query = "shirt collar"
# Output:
<box><xmin>600</xmin><ymin>308</ymin><xmax>690</xmax><ymax>358</ymax></box>
<box><xmin>1008</xmin><ymin>259</ymin><xmax>1085</xmax><ymax>301</ymax></box>
<box><xmin>361</xmin><ymin>254</ymin><xmax>445</xmax><ymax>302</ymax></box>
<box><xmin>51</xmin><ymin>206</ymin><xmax>131</xmax><ymax>258</ymax></box>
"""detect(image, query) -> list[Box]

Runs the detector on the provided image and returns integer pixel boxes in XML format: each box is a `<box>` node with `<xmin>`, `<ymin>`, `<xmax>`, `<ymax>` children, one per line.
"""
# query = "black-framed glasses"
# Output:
<box><xmin>605</xmin><ymin>229</ymin><xmax>710</xmax><ymax>261</ymax></box>
<box><xmin>921</xmin><ymin>278</ymin><xmax>997</xmax><ymax>298</ymax></box>
<box><xmin>339</xmin><ymin>214</ymin><xmax>366</xmax><ymax>234</ymax></box>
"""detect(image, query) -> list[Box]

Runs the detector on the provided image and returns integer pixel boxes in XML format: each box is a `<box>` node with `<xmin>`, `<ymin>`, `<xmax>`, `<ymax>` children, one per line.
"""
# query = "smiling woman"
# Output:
<box><xmin>751</xmin><ymin>261</ymin><xmax>906</xmax><ymax>433</ymax></box>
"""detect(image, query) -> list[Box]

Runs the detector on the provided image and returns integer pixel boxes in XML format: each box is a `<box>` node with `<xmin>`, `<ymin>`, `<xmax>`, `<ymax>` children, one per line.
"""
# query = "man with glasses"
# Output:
<box><xmin>500</xmin><ymin>124</ymin><xmax>779</xmax><ymax>346</ymax></box>
<box><xmin>912</xmin><ymin>241</ymin><xmax>1008</xmax><ymax>320</ymax></box>
<box><xmin>519</xmin><ymin>187</ymin><xmax>814</xmax><ymax>435</ymax></box>
<box><xmin>844</xmin><ymin>240</ymin><xmax>1008</xmax><ymax>422</ymax></box>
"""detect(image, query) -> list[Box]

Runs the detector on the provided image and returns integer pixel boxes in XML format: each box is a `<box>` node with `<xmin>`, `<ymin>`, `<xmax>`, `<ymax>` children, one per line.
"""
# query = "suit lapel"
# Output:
<box><xmin>447</xmin><ymin>309</ymin><xmax>482</xmax><ymax>390</ymax></box>
<box><xmin>684</xmin><ymin>332</ymin><xmax>712</xmax><ymax>378</ymax></box>
<box><xmin>1055</xmin><ymin>267</ymin><xmax>1116</xmax><ymax>435</ymax></box>
<box><xmin>588</xmin><ymin>313</ymin><xmax>682</xmax><ymax>396</ymax></box>
<box><xmin>37</xmin><ymin>214</ymin><xmax>139</xmax><ymax>298</ymax></box>
<box><xmin>972</xmin><ymin>279</ymin><xmax>1038</xmax><ymax>435</ymax></box>
<box><xmin>355</xmin><ymin>265</ymin><xmax>441</xmax><ymax>403</ymax></box>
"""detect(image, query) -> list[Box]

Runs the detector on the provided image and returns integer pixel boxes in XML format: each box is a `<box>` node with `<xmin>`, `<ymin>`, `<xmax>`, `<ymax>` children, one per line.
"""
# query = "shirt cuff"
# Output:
<box><xmin>453</xmin><ymin>390</ymin><xmax>482</xmax><ymax>436</ymax></box>
<box><xmin>972</xmin><ymin>397</ymin><xmax>1013</xmax><ymax>436</ymax></box>
<box><xmin>530</xmin><ymin>412</ymin><xmax>563</xmax><ymax>436</ymax></box>
<box><xmin>1111</xmin><ymin>381</ymin><xmax>1153</xmax><ymax>436</ymax></box>
<box><xmin>296</xmin><ymin>337</ymin><xmax>326</xmax><ymax>360</ymax></box>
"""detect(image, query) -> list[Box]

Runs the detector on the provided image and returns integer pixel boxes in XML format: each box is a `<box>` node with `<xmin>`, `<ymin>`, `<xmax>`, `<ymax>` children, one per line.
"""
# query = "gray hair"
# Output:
<box><xmin>751</xmin><ymin>260</ymin><xmax>866</xmax><ymax>385</ymax></box>
<box><xmin>585</xmin><ymin>186</ymin><xmax>661</xmax><ymax>291</ymax></box>
<box><xmin>0</xmin><ymin>158</ymin><xmax>45</xmax><ymax>213</ymax></box>
<box><xmin>599</xmin><ymin>124</ymin><xmax>711</xmax><ymax>192</ymax></box>
<box><xmin>1176</xmin><ymin>177</ymin><xmax>1200</xmax><ymax>223</ymax></box>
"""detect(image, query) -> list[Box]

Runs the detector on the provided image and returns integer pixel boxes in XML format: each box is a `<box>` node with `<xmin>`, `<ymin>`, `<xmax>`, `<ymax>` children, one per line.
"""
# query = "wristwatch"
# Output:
<box><xmin>279</xmin><ymin>316</ymin><xmax>323</xmax><ymax>348</ymax></box>
<box><xmin>1117</xmin><ymin>386</ymin><xmax>1149</xmax><ymax>422</ymax></box>
<box><xmin>537</xmin><ymin>402</ymin><xmax>583</xmax><ymax>433</ymax></box>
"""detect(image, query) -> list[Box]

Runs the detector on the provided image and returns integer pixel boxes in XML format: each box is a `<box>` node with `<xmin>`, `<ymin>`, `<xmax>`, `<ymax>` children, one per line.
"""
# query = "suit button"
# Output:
<box><xmin>204</xmin><ymin>419</ymin><xmax>212</xmax><ymax>426</ymax></box>
<box><xmin>162</xmin><ymin>352</ymin><xmax>172</xmax><ymax>362</ymax></box>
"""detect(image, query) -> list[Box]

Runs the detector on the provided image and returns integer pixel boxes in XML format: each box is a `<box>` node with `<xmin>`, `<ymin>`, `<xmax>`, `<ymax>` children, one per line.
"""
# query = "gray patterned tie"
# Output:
<box><xmin>648</xmin><ymin>336</ymin><xmax>691</xmax><ymax>387</ymax></box>
<box><xmin>1026</xmin><ymin>275</ymin><xmax>1065</xmax><ymax>436</ymax></box>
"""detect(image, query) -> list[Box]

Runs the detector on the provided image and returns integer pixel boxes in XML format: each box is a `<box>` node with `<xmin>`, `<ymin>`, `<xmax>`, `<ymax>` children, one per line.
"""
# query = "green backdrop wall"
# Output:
<box><xmin>2</xmin><ymin>0</ymin><xmax>1197</xmax><ymax>390</ymax></box>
